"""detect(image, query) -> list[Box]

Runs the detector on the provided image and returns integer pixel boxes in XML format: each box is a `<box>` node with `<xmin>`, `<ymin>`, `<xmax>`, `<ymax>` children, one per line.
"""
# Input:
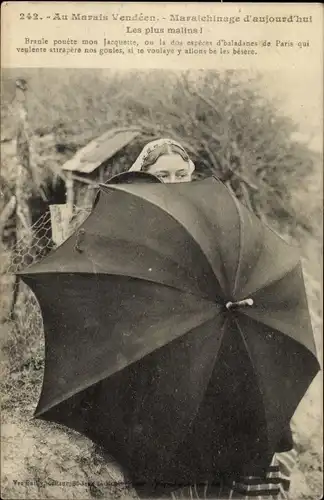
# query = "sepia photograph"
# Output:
<box><xmin>0</xmin><ymin>64</ymin><xmax>322</xmax><ymax>500</ymax></box>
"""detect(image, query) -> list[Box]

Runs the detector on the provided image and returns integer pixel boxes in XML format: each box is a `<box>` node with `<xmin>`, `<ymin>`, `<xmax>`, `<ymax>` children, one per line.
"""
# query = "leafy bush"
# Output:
<box><xmin>1</xmin><ymin>68</ymin><xmax>320</xmax><ymax>235</ymax></box>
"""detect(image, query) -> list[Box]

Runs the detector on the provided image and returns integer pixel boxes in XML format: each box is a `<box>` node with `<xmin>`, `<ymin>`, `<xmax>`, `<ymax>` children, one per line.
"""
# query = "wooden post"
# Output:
<box><xmin>65</xmin><ymin>171</ymin><xmax>74</xmax><ymax>237</ymax></box>
<box><xmin>7</xmin><ymin>79</ymin><xmax>32</xmax><ymax>320</ymax></box>
<box><xmin>8</xmin><ymin>78</ymin><xmax>45</xmax><ymax>320</ymax></box>
<box><xmin>99</xmin><ymin>165</ymin><xmax>104</xmax><ymax>184</ymax></box>
<box><xmin>50</xmin><ymin>204</ymin><xmax>72</xmax><ymax>246</ymax></box>
<box><xmin>15</xmin><ymin>79</ymin><xmax>47</xmax><ymax>202</ymax></box>
<box><xmin>15</xmin><ymin>79</ymin><xmax>33</xmax><ymax>244</ymax></box>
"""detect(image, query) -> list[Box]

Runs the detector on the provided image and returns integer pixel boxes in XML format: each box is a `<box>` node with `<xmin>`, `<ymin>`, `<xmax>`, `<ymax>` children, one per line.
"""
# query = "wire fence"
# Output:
<box><xmin>7</xmin><ymin>206</ymin><xmax>90</xmax><ymax>272</ymax></box>
<box><xmin>2</xmin><ymin>205</ymin><xmax>91</xmax><ymax>371</ymax></box>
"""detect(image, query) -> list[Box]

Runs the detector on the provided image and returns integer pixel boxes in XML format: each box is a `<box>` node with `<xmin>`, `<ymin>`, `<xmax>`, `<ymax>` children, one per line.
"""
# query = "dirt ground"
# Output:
<box><xmin>1</xmin><ymin>373</ymin><xmax>323</xmax><ymax>500</ymax></box>
<box><xmin>1</xmin><ymin>367</ymin><xmax>139</xmax><ymax>500</ymax></box>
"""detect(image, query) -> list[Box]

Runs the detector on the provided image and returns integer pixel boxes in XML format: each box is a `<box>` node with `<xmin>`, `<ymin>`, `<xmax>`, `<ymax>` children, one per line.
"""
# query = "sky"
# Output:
<box><xmin>262</xmin><ymin>68</ymin><xmax>323</xmax><ymax>153</ymax></box>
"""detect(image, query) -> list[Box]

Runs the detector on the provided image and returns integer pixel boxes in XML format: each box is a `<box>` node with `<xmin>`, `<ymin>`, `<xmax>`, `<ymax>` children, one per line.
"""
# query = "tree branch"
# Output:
<box><xmin>0</xmin><ymin>196</ymin><xmax>16</xmax><ymax>238</ymax></box>
<box><xmin>240</xmin><ymin>181</ymin><xmax>254</xmax><ymax>212</ymax></box>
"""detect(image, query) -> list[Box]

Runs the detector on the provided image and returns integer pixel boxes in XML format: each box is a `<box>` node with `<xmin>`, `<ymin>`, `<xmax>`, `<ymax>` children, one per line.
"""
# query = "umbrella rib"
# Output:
<box><xmin>103</xmin><ymin>183</ymin><xmax>226</xmax><ymax>298</ymax></box>
<box><xmin>226</xmin><ymin>189</ymin><xmax>266</xmax><ymax>298</ymax></box>
<box><xmin>236</xmin><ymin>311</ymin><xmax>319</xmax><ymax>360</ymax></box>
<box><xmin>100</xmin><ymin>271</ymin><xmax>222</xmax><ymax>306</ymax></box>
<box><xmin>227</xmin><ymin>190</ymin><xmax>244</xmax><ymax>297</ymax></box>
<box><xmin>233</xmin><ymin>317</ymin><xmax>270</xmax><ymax>449</ymax></box>
<box><xmin>25</xmin><ymin>269</ymin><xmax>221</xmax><ymax>306</ymax></box>
<box><xmin>133</xmin><ymin>314</ymin><xmax>230</xmax><ymax>461</ymax></box>
<box><xmin>224</xmin><ymin>185</ymin><xmax>301</xmax><ymax>301</ymax></box>
<box><xmin>246</xmin><ymin>260</ymin><xmax>301</xmax><ymax>299</ymax></box>
<box><xmin>172</xmin><ymin>191</ymin><xmax>230</xmax><ymax>296</ymax></box>
<box><xmin>84</xmin><ymin>235</ymin><xmax>209</xmax><ymax>293</ymax></box>
<box><xmin>35</xmin><ymin>310</ymin><xmax>224</xmax><ymax>418</ymax></box>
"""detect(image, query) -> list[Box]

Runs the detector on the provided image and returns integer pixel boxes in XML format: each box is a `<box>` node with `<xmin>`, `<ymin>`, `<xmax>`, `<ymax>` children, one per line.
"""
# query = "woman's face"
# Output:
<box><xmin>146</xmin><ymin>154</ymin><xmax>193</xmax><ymax>183</ymax></box>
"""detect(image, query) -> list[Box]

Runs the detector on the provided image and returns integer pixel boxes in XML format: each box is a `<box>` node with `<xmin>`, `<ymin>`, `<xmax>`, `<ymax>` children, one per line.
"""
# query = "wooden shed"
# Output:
<box><xmin>50</xmin><ymin>127</ymin><xmax>143</xmax><ymax>245</ymax></box>
<box><xmin>61</xmin><ymin>126</ymin><xmax>142</xmax><ymax>209</ymax></box>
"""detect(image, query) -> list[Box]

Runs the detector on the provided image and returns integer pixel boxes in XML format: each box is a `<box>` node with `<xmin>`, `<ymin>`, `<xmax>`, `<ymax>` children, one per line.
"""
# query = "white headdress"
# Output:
<box><xmin>129</xmin><ymin>138</ymin><xmax>195</xmax><ymax>173</ymax></box>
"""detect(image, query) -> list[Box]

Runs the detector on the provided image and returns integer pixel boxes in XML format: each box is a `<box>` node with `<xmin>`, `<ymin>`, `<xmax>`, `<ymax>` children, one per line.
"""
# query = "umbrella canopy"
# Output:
<box><xmin>18</xmin><ymin>175</ymin><xmax>320</xmax><ymax>489</ymax></box>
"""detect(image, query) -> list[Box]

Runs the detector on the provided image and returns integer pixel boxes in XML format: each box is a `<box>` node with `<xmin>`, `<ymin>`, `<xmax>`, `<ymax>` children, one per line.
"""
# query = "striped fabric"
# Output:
<box><xmin>170</xmin><ymin>449</ymin><xmax>297</xmax><ymax>499</ymax></box>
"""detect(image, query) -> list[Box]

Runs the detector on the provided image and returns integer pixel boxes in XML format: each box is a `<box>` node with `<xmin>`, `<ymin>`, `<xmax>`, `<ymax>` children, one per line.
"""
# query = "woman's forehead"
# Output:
<box><xmin>148</xmin><ymin>154</ymin><xmax>190</xmax><ymax>172</ymax></box>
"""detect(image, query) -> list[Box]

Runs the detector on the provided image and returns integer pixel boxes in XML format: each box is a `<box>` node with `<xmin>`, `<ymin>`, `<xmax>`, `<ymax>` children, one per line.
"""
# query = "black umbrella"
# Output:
<box><xmin>18</xmin><ymin>175</ymin><xmax>320</xmax><ymax>490</ymax></box>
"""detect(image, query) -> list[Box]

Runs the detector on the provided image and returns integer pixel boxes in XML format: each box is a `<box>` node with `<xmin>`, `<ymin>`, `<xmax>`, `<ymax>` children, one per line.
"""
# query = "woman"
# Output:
<box><xmin>126</xmin><ymin>138</ymin><xmax>298</xmax><ymax>499</ymax></box>
<box><xmin>129</xmin><ymin>138</ymin><xmax>195</xmax><ymax>183</ymax></box>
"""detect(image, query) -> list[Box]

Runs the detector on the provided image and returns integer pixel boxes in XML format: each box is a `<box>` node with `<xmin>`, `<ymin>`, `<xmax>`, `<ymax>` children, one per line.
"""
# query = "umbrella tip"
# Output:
<box><xmin>226</xmin><ymin>298</ymin><xmax>254</xmax><ymax>310</ymax></box>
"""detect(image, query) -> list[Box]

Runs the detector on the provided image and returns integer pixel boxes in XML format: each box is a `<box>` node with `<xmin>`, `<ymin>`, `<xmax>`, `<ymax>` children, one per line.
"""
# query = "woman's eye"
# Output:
<box><xmin>157</xmin><ymin>173</ymin><xmax>169</xmax><ymax>179</ymax></box>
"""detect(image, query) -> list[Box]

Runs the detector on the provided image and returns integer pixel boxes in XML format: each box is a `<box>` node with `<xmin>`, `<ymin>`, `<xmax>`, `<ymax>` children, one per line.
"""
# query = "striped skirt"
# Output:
<box><xmin>169</xmin><ymin>449</ymin><xmax>297</xmax><ymax>499</ymax></box>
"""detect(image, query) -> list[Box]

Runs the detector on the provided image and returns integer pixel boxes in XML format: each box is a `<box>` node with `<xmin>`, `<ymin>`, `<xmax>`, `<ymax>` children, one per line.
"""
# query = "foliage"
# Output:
<box><xmin>1</xmin><ymin>68</ymin><xmax>320</xmax><ymax>234</ymax></box>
